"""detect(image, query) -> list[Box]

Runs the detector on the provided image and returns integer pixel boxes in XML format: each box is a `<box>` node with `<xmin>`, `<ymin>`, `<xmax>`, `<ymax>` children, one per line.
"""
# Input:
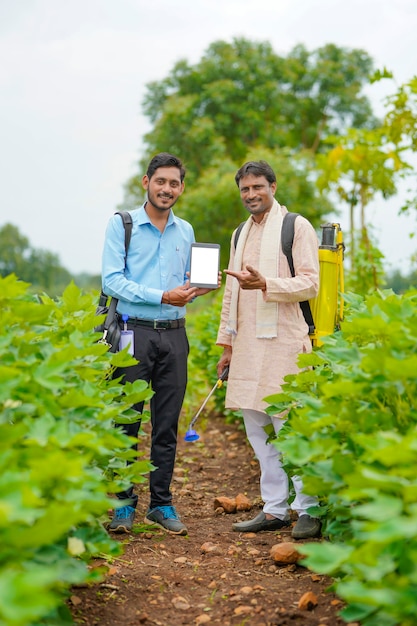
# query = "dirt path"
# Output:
<box><xmin>70</xmin><ymin>414</ymin><xmax>348</xmax><ymax>626</ymax></box>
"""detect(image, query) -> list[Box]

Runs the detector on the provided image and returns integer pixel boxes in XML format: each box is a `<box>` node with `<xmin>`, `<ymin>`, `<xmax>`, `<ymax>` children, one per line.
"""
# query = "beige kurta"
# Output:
<box><xmin>216</xmin><ymin>204</ymin><xmax>319</xmax><ymax>412</ymax></box>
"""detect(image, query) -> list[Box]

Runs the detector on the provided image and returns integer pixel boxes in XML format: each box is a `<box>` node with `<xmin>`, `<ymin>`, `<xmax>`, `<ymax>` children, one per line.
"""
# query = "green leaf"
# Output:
<box><xmin>299</xmin><ymin>542</ymin><xmax>354</xmax><ymax>574</ymax></box>
<box><xmin>353</xmin><ymin>495</ymin><xmax>403</xmax><ymax>522</ymax></box>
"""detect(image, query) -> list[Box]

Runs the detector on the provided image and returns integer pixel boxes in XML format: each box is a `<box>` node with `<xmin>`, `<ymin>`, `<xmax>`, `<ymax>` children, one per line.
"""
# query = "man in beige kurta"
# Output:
<box><xmin>216</xmin><ymin>160</ymin><xmax>321</xmax><ymax>539</ymax></box>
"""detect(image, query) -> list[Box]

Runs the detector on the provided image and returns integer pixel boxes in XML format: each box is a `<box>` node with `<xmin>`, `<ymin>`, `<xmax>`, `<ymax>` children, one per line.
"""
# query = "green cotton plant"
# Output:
<box><xmin>0</xmin><ymin>275</ymin><xmax>153</xmax><ymax>626</ymax></box>
<box><xmin>265</xmin><ymin>289</ymin><xmax>417</xmax><ymax>626</ymax></box>
<box><xmin>185</xmin><ymin>288</ymin><xmax>240</xmax><ymax>428</ymax></box>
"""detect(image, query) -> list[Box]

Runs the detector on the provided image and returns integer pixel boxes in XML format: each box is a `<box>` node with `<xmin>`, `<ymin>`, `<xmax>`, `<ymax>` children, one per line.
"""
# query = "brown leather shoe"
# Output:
<box><xmin>232</xmin><ymin>511</ymin><xmax>290</xmax><ymax>533</ymax></box>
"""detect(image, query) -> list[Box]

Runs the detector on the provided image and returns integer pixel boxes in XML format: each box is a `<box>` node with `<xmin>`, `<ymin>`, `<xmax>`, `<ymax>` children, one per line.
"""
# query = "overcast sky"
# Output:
<box><xmin>1</xmin><ymin>0</ymin><xmax>416</xmax><ymax>275</ymax></box>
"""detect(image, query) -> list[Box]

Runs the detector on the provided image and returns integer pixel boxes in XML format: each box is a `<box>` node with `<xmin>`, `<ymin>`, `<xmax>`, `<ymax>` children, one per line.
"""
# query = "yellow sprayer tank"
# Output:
<box><xmin>309</xmin><ymin>223</ymin><xmax>344</xmax><ymax>347</ymax></box>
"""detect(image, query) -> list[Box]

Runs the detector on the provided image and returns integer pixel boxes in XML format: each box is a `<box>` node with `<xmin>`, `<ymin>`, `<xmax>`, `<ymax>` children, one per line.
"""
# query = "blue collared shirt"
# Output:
<box><xmin>102</xmin><ymin>204</ymin><xmax>195</xmax><ymax>320</ymax></box>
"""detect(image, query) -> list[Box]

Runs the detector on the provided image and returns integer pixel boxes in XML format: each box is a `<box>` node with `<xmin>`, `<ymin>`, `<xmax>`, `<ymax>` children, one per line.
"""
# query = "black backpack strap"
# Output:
<box><xmin>98</xmin><ymin>292</ymin><xmax>109</xmax><ymax>307</ymax></box>
<box><xmin>300</xmin><ymin>301</ymin><xmax>315</xmax><ymax>335</ymax></box>
<box><xmin>103</xmin><ymin>293</ymin><xmax>119</xmax><ymax>331</ymax></box>
<box><xmin>281</xmin><ymin>212</ymin><xmax>298</xmax><ymax>275</ymax></box>
<box><xmin>114</xmin><ymin>211</ymin><xmax>133</xmax><ymax>259</ymax></box>
<box><xmin>233</xmin><ymin>221</ymin><xmax>246</xmax><ymax>249</ymax></box>
<box><xmin>100</xmin><ymin>211</ymin><xmax>133</xmax><ymax>303</ymax></box>
<box><xmin>281</xmin><ymin>213</ymin><xmax>315</xmax><ymax>334</ymax></box>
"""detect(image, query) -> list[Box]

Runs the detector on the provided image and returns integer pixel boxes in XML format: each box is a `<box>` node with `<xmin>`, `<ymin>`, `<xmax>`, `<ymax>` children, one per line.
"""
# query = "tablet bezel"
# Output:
<box><xmin>189</xmin><ymin>243</ymin><xmax>220</xmax><ymax>289</ymax></box>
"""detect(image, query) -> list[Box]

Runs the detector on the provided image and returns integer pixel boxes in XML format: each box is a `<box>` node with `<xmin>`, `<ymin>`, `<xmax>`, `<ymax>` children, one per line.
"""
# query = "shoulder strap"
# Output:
<box><xmin>98</xmin><ymin>211</ymin><xmax>133</xmax><ymax>307</ymax></box>
<box><xmin>282</xmin><ymin>213</ymin><xmax>315</xmax><ymax>334</ymax></box>
<box><xmin>233</xmin><ymin>221</ymin><xmax>246</xmax><ymax>249</ymax></box>
<box><xmin>114</xmin><ymin>211</ymin><xmax>133</xmax><ymax>257</ymax></box>
<box><xmin>281</xmin><ymin>212</ymin><xmax>298</xmax><ymax>275</ymax></box>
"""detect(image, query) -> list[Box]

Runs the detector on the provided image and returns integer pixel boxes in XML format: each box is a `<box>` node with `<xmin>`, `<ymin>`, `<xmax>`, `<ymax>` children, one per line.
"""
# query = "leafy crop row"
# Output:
<box><xmin>0</xmin><ymin>276</ymin><xmax>153</xmax><ymax>626</ymax></box>
<box><xmin>266</xmin><ymin>289</ymin><xmax>417</xmax><ymax>626</ymax></box>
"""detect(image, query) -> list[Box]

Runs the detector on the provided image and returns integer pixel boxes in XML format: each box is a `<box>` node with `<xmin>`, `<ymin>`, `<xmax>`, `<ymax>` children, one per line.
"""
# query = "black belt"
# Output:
<box><xmin>127</xmin><ymin>318</ymin><xmax>186</xmax><ymax>330</ymax></box>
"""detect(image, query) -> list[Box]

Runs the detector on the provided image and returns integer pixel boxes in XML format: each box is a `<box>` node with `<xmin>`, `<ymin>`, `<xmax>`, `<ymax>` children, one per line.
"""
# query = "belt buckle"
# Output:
<box><xmin>153</xmin><ymin>320</ymin><xmax>168</xmax><ymax>330</ymax></box>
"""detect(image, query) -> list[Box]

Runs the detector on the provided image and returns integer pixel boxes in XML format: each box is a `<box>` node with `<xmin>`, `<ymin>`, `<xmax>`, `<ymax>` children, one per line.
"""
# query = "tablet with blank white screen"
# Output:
<box><xmin>189</xmin><ymin>243</ymin><xmax>220</xmax><ymax>289</ymax></box>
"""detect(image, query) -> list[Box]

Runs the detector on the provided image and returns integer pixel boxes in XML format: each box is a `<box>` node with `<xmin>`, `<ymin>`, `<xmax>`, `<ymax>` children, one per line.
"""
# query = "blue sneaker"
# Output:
<box><xmin>108</xmin><ymin>504</ymin><xmax>135</xmax><ymax>533</ymax></box>
<box><xmin>144</xmin><ymin>505</ymin><xmax>188</xmax><ymax>535</ymax></box>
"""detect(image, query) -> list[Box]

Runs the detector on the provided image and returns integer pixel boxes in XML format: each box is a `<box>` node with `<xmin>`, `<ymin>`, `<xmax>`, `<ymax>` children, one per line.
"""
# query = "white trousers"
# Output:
<box><xmin>242</xmin><ymin>409</ymin><xmax>318</xmax><ymax>519</ymax></box>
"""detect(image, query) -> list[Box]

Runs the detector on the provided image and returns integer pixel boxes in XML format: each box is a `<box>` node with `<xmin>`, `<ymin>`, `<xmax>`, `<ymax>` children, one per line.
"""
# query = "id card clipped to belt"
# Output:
<box><xmin>119</xmin><ymin>314</ymin><xmax>134</xmax><ymax>355</ymax></box>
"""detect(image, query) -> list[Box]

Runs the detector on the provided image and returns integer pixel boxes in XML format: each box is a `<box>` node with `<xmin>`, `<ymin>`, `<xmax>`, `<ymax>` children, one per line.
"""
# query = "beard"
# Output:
<box><xmin>147</xmin><ymin>189</ymin><xmax>178</xmax><ymax>212</ymax></box>
<box><xmin>244</xmin><ymin>200</ymin><xmax>271</xmax><ymax>217</ymax></box>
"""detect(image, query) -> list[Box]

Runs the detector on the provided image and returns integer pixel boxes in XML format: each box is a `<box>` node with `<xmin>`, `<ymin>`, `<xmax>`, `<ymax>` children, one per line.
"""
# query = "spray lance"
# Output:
<box><xmin>184</xmin><ymin>366</ymin><xmax>229</xmax><ymax>442</ymax></box>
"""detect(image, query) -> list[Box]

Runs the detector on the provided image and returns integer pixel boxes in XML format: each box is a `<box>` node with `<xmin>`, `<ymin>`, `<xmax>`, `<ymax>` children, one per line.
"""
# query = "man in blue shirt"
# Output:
<box><xmin>102</xmin><ymin>152</ymin><xmax>218</xmax><ymax>535</ymax></box>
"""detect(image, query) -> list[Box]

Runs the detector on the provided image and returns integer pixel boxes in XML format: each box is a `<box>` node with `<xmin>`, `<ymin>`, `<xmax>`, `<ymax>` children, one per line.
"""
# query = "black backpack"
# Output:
<box><xmin>233</xmin><ymin>212</ymin><xmax>315</xmax><ymax>334</ymax></box>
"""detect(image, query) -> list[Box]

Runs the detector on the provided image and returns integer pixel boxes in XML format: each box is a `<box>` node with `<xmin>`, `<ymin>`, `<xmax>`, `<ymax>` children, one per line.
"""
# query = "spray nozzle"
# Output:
<box><xmin>184</xmin><ymin>366</ymin><xmax>229</xmax><ymax>443</ymax></box>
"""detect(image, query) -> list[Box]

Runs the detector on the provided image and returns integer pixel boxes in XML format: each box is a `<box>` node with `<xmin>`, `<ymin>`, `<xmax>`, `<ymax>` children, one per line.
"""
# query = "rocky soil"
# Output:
<box><xmin>70</xmin><ymin>413</ymin><xmax>355</xmax><ymax>626</ymax></box>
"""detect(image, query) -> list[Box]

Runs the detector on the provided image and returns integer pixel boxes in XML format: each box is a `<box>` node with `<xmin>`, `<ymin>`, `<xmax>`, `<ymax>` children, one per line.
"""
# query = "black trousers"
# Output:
<box><xmin>115</xmin><ymin>324</ymin><xmax>189</xmax><ymax>510</ymax></box>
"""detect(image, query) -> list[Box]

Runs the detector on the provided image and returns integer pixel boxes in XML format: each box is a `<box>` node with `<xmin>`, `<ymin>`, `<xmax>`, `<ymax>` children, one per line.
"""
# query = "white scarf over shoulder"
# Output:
<box><xmin>227</xmin><ymin>199</ymin><xmax>283</xmax><ymax>339</ymax></box>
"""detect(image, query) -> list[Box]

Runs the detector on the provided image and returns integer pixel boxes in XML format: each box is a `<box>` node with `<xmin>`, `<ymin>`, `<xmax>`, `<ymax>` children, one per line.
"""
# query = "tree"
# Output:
<box><xmin>315</xmin><ymin>74</ymin><xmax>417</xmax><ymax>289</ymax></box>
<box><xmin>386</xmin><ymin>267</ymin><xmax>417</xmax><ymax>293</ymax></box>
<box><xmin>384</xmin><ymin>76</ymin><xmax>417</xmax><ymax>214</ymax></box>
<box><xmin>27</xmin><ymin>248</ymin><xmax>72</xmax><ymax>293</ymax></box>
<box><xmin>0</xmin><ymin>223</ymin><xmax>71</xmax><ymax>294</ymax></box>
<box><xmin>121</xmin><ymin>38</ymin><xmax>377</xmax><ymax>260</ymax></box>
<box><xmin>0</xmin><ymin>223</ymin><xmax>30</xmax><ymax>277</ymax></box>
<box><xmin>315</xmin><ymin>126</ymin><xmax>408</xmax><ymax>276</ymax></box>
<box><xmin>132</xmin><ymin>39</ymin><xmax>376</xmax><ymax>186</ymax></box>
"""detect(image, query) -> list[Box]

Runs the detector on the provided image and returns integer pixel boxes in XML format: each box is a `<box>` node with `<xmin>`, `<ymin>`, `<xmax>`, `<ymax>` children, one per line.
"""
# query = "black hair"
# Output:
<box><xmin>235</xmin><ymin>160</ymin><xmax>276</xmax><ymax>186</ymax></box>
<box><xmin>146</xmin><ymin>153</ymin><xmax>186</xmax><ymax>182</ymax></box>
